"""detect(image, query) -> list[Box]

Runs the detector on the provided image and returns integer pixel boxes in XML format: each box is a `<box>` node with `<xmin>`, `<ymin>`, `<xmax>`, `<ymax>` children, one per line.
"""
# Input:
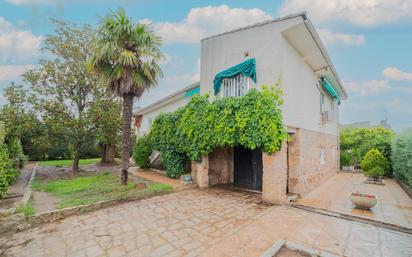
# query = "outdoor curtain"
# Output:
<box><xmin>213</xmin><ymin>58</ymin><xmax>257</xmax><ymax>95</ymax></box>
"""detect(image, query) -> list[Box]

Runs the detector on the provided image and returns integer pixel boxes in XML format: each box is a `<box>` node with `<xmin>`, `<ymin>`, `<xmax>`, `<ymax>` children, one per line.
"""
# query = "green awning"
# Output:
<box><xmin>322</xmin><ymin>78</ymin><xmax>341</xmax><ymax>104</ymax></box>
<box><xmin>213</xmin><ymin>58</ymin><xmax>256</xmax><ymax>95</ymax></box>
<box><xmin>185</xmin><ymin>87</ymin><xmax>200</xmax><ymax>97</ymax></box>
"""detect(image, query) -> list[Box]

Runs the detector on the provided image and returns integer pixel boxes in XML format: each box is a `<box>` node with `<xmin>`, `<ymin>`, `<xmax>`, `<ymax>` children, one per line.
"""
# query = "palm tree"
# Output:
<box><xmin>89</xmin><ymin>9</ymin><xmax>163</xmax><ymax>184</ymax></box>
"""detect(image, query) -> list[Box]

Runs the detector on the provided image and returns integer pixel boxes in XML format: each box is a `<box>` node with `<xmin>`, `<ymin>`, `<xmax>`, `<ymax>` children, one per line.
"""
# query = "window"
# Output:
<box><xmin>221</xmin><ymin>74</ymin><xmax>251</xmax><ymax>97</ymax></box>
<box><xmin>320</xmin><ymin>92</ymin><xmax>325</xmax><ymax>113</ymax></box>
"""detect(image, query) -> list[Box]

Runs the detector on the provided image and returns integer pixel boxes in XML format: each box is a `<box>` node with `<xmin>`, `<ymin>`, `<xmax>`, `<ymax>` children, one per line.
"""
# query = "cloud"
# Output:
<box><xmin>280</xmin><ymin>0</ymin><xmax>412</xmax><ymax>26</ymax></box>
<box><xmin>317</xmin><ymin>29</ymin><xmax>365</xmax><ymax>45</ymax></box>
<box><xmin>382</xmin><ymin>67</ymin><xmax>412</xmax><ymax>81</ymax></box>
<box><xmin>142</xmin><ymin>5</ymin><xmax>272</xmax><ymax>44</ymax></box>
<box><xmin>0</xmin><ymin>17</ymin><xmax>43</xmax><ymax>63</ymax></box>
<box><xmin>5</xmin><ymin>0</ymin><xmax>55</xmax><ymax>5</ymax></box>
<box><xmin>344</xmin><ymin>80</ymin><xmax>390</xmax><ymax>96</ymax></box>
<box><xmin>0</xmin><ymin>64</ymin><xmax>34</xmax><ymax>81</ymax></box>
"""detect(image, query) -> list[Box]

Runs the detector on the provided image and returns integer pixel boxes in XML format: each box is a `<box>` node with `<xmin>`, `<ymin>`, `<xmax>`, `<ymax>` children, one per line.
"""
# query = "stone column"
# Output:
<box><xmin>196</xmin><ymin>155</ymin><xmax>209</xmax><ymax>188</ymax></box>
<box><xmin>262</xmin><ymin>142</ymin><xmax>288</xmax><ymax>205</ymax></box>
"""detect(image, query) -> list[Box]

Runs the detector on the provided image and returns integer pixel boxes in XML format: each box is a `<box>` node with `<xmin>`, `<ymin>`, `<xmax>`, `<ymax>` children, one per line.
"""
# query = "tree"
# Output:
<box><xmin>89</xmin><ymin>9</ymin><xmax>163</xmax><ymax>184</ymax></box>
<box><xmin>340</xmin><ymin>127</ymin><xmax>394</xmax><ymax>174</ymax></box>
<box><xmin>24</xmin><ymin>20</ymin><xmax>105</xmax><ymax>172</ymax></box>
<box><xmin>90</xmin><ymin>94</ymin><xmax>122</xmax><ymax>164</ymax></box>
<box><xmin>392</xmin><ymin>128</ymin><xmax>412</xmax><ymax>187</ymax></box>
<box><xmin>1</xmin><ymin>84</ymin><xmax>46</xmax><ymax>160</ymax></box>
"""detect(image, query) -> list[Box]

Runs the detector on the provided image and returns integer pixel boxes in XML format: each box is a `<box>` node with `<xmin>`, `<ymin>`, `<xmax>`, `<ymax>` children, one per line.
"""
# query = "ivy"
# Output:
<box><xmin>148</xmin><ymin>85</ymin><xmax>287</xmax><ymax>178</ymax></box>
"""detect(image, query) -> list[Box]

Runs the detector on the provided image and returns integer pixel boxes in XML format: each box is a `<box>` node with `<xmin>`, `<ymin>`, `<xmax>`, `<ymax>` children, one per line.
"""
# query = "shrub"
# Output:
<box><xmin>0</xmin><ymin>122</ymin><xmax>19</xmax><ymax>198</ymax></box>
<box><xmin>132</xmin><ymin>135</ymin><xmax>152</xmax><ymax>169</ymax></box>
<box><xmin>392</xmin><ymin>129</ymin><xmax>412</xmax><ymax>187</ymax></box>
<box><xmin>364</xmin><ymin>166</ymin><xmax>385</xmax><ymax>179</ymax></box>
<box><xmin>6</xmin><ymin>136</ymin><xmax>27</xmax><ymax>168</ymax></box>
<box><xmin>361</xmin><ymin>148</ymin><xmax>389</xmax><ymax>177</ymax></box>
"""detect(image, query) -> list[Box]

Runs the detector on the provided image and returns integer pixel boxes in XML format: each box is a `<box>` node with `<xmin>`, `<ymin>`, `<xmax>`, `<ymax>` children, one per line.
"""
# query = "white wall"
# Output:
<box><xmin>136</xmin><ymin>96</ymin><xmax>190</xmax><ymax>137</ymax></box>
<box><xmin>200</xmin><ymin>17</ymin><xmax>339</xmax><ymax>135</ymax></box>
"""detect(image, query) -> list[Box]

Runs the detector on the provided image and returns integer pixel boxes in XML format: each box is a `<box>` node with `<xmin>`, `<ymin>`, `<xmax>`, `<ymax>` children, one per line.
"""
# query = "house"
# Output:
<box><xmin>134</xmin><ymin>82</ymin><xmax>200</xmax><ymax>137</ymax></box>
<box><xmin>134</xmin><ymin>12</ymin><xmax>347</xmax><ymax>204</ymax></box>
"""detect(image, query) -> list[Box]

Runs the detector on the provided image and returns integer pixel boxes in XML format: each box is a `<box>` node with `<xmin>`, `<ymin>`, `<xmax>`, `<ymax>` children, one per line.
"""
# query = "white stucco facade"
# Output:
<box><xmin>200</xmin><ymin>14</ymin><xmax>346</xmax><ymax>136</ymax></box>
<box><xmin>134</xmin><ymin>83</ymin><xmax>200</xmax><ymax>137</ymax></box>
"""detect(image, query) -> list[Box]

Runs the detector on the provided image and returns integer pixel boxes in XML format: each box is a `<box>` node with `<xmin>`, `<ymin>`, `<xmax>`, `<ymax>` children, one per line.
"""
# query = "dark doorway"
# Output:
<box><xmin>234</xmin><ymin>146</ymin><xmax>263</xmax><ymax>191</ymax></box>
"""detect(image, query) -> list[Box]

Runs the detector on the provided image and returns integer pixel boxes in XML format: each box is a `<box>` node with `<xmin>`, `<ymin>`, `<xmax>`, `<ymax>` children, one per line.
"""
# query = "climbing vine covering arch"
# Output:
<box><xmin>149</xmin><ymin>85</ymin><xmax>287</xmax><ymax>178</ymax></box>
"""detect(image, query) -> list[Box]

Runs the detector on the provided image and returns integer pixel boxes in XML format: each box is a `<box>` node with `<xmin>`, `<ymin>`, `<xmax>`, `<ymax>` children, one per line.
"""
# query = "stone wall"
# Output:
<box><xmin>288</xmin><ymin>128</ymin><xmax>338</xmax><ymax>196</ymax></box>
<box><xmin>262</xmin><ymin>141</ymin><xmax>288</xmax><ymax>205</ymax></box>
<box><xmin>191</xmin><ymin>148</ymin><xmax>233</xmax><ymax>188</ymax></box>
<box><xmin>208</xmin><ymin>147</ymin><xmax>233</xmax><ymax>186</ymax></box>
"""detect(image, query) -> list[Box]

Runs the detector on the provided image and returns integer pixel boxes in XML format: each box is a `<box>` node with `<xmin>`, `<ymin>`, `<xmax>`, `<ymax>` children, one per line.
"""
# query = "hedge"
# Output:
<box><xmin>392</xmin><ymin>128</ymin><xmax>412</xmax><ymax>187</ymax></box>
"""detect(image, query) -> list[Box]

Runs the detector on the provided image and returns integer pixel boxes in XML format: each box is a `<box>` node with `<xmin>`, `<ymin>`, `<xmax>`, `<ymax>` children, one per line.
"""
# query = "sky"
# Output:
<box><xmin>0</xmin><ymin>0</ymin><xmax>411</xmax><ymax>132</ymax></box>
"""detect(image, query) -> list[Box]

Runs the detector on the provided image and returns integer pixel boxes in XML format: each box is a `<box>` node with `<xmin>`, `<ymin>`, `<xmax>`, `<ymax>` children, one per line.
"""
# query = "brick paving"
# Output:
<box><xmin>296</xmin><ymin>172</ymin><xmax>412</xmax><ymax>228</ymax></box>
<box><xmin>0</xmin><ymin>189</ymin><xmax>267</xmax><ymax>257</ymax></box>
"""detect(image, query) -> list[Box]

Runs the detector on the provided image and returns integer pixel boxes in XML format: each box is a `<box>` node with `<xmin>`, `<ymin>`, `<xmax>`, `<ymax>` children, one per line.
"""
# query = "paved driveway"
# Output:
<box><xmin>296</xmin><ymin>172</ymin><xmax>412</xmax><ymax>228</ymax></box>
<box><xmin>1</xmin><ymin>189</ymin><xmax>267</xmax><ymax>257</ymax></box>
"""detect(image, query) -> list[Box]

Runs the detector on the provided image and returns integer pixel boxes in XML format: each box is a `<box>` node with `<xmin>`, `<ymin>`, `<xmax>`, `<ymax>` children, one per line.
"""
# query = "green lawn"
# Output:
<box><xmin>38</xmin><ymin>158</ymin><xmax>101</xmax><ymax>167</ymax></box>
<box><xmin>32</xmin><ymin>172</ymin><xmax>173</xmax><ymax>209</ymax></box>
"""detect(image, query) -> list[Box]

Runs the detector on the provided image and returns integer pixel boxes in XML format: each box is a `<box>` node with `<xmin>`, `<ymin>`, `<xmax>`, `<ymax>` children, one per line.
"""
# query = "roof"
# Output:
<box><xmin>201</xmin><ymin>11</ymin><xmax>307</xmax><ymax>42</ymax></box>
<box><xmin>134</xmin><ymin>82</ymin><xmax>200</xmax><ymax>115</ymax></box>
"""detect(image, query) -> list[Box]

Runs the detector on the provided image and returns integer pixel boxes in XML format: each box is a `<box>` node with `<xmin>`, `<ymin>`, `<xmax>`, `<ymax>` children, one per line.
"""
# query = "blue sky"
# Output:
<box><xmin>0</xmin><ymin>0</ymin><xmax>411</xmax><ymax>131</ymax></box>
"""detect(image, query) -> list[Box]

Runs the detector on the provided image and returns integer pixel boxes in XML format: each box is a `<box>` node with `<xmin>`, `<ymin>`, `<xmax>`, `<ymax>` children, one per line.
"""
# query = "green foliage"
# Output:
<box><xmin>361</xmin><ymin>148</ymin><xmax>389</xmax><ymax>177</ymax></box>
<box><xmin>16</xmin><ymin>199</ymin><xmax>35</xmax><ymax>217</ymax></box>
<box><xmin>21</xmin><ymin>20</ymin><xmax>121</xmax><ymax>168</ymax></box>
<box><xmin>0</xmin><ymin>122</ymin><xmax>19</xmax><ymax>198</ymax></box>
<box><xmin>132</xmin><ymin>136</ymin><xmax>152</xmax><ymax>169</ymax></box>
<box><xmin>391</xmin><ymin>128</ymin><xmax>412</xmax><ymax>187</ymax></box>
<box><xmin>364</xmin><ymin>166</ymin><xmax>385</xmax><ymax>180</ymax></box>
<box><xmin>6</xmin><ymin>137</ymin><xmax>27</xmax><ymax>168</ymax></box>
<box><xmin>149</xmin><ymin>85</ymin><xmax>287</xmax><ymax>178</ymax></box>
<box><xmin>340</xmin><ymin>127</ymin><xmax>394</xmax><ymax>174</ymax></box>
<box><xmin>340</xmin><ymin>151</ymin><xmax>353</xmax><ymax>167</ymax></box>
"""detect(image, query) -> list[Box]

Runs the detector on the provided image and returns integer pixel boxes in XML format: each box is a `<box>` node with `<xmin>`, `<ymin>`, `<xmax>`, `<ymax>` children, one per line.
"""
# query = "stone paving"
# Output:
<box><xmin>201</xmin><ymin>205</ymin><xmax>412</xmax><ymax>257</ymax></box>
<box><xmin>296</xmin><ymin>172</ymin><xmax>412</xmax><ymax>228</ymax></box>
<box><xmin>0</xmin><ymin>189</ymin><xmax>267</xmax><ymax>257</ymax></box>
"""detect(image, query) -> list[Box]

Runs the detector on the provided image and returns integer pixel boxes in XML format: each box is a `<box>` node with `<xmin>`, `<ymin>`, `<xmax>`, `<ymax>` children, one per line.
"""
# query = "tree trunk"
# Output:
<box><xmin>101</xmin><ymin>143</ymin><xmax>116</xmax><ymax>163</ymax></box>
<box><xmin>121</xmin><ymin>94</ymin><xmax>134</xmax><ymax>185</ymax></box>
<box><xmin>72</xmin><ymin>149</ymin><xmax>81</xmax><ymax>172</ymax></box>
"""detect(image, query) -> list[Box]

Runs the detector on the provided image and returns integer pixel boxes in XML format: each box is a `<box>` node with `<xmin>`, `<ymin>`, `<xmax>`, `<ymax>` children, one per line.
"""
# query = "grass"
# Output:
<box><xmin>38</xmin><ymin>158</ymin><xmax>101</xmax><ymax>167</ymax></box>
<box><xmin>32</xmin><ymin>172</ymin><xmax>173</xmax><ymax>209</ymax></box>
<box><xmin>16</xmin><ymin>198</ymin><xmax>35</xmax><ymax>217</ymax></box>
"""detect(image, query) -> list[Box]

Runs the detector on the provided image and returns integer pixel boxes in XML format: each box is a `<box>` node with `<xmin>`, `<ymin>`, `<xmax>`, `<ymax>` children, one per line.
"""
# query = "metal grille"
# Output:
<box><xmin>221</xmin><ymin>74</ymin><xmax>251</xmax><ymax>98</ymax></box>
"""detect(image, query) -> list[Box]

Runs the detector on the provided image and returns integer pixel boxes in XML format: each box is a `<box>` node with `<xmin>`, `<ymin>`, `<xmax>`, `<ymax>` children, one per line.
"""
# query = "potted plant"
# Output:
<box><xmin>350</xmin><ymin>191</ymin><xmax>377</xmax><ymax>209</ymax></box>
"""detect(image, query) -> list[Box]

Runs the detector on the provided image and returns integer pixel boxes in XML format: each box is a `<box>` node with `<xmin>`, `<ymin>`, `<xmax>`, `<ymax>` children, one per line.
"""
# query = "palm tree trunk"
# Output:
<box><xmin>121</xmin><ymin>94</ymin><xmax>134</xmax><ymax>185</ymax></box>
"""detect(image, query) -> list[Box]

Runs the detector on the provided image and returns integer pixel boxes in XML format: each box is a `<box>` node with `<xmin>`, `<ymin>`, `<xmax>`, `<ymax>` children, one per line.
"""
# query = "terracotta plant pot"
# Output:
<box><xmin>350</xmin><ymin>192</ymin><xmax>377</xmax><ymax>209</ymax></box>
